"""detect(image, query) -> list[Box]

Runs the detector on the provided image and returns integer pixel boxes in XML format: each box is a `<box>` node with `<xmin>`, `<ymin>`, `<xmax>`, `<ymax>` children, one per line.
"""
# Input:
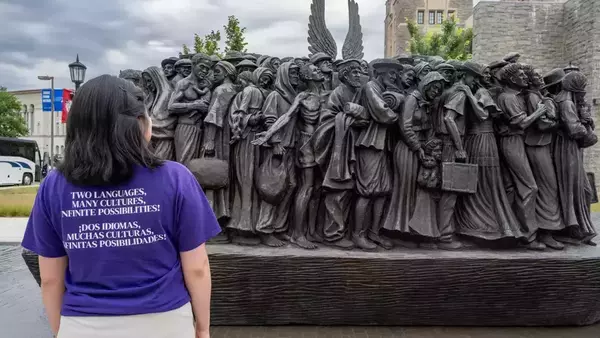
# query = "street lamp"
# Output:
<box><xmin>68</xmin><ymin>54</ymin><xmax>87</xmax><ymax>90</ymax></box>
<box><xmin>37</xmin><ymin>75</ymin><xmax>55</xmax><ymax>166</ymax></box>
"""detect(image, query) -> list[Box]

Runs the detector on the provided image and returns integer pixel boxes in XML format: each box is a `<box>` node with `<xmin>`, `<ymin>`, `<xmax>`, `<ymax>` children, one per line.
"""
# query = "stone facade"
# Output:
<box><xmin>473</xmin><ymin>0</ymin><xmax>600</xmax><ymax>185</ymax></box>
<box><xmin>384</xmin><ymin>0</ymin><xmax>473</xmax><ymax>57</ymax></box>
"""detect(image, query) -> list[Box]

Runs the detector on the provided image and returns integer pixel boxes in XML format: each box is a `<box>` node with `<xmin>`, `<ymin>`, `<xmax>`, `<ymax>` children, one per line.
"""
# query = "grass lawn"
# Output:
<box><xmin>0</xmin><ymin>186</ymin><xmax>38</xmax><ymax>217</ymax></box>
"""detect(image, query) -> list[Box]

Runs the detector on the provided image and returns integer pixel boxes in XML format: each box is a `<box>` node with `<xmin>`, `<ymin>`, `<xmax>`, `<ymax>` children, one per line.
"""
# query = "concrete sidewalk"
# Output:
<box><xmin>0</xmin><ymin>217</ymin><xmax>27</xmax><ymax>243</ymax></box>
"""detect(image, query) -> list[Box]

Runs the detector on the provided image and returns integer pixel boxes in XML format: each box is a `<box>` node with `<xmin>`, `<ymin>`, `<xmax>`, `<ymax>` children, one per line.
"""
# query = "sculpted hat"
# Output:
<box><xmin>161</xmin><ymin>57</ymin><xmax>179</xmax><ymax>68</ymax></box>
<box><xmin>542</xmin><ymin>68</ymin><xmax>566</xmax><ymax>89</ymax></box>
<box><xmin>235</xmin><ymin>59</ymin><xmax>258</xmax><ymax>70</ymax></box>
<box><xmin>336</xmin><ymin>59</ymin><xmax>362</xmax><ymax>71</ymax></box>
<box><xmin>394</xmin><ymin>54</ymin><xmax>414</xmax><ymax>65</ymax></box>
<box><xmin>564</xmin><ymin>62</ymin><xmax>580</xmax><ymax>73</ymax></box>
<box><xmin>174</xmin><ymin>59</ymin><xmax>192</xmax><ymax>67</ymax></box>
<box><xmin>460</xmin><ymin>61</ymin><xmax>484</xmax><ymax>77</ymax></box>
<box><xmin>488</xmin><ymin>60</ymin><xmax>509</xmax><ymax>70</ymax></box>
<box><xmin>370</xmin><ymin>58</ymin><xmax>403</xmax><ymax>71</ymax></box>
<box><xmin>223</xmin><ymin>51</ymin><xmax>244</xmax><ymax>62</ymax></box>
<box><xmin>243</xmin><ymin>54</ymin><xmax>258</xmax><ymax>62</ymax></box>
<box><xmin>310</xmin><ymin>52</ymin><xmax>332</xmax><ymax>64</ymax></box>
<box><xmin>503</xmin><ymin>52</ymin><xmax>521</xmax><ymax>64</ymax></box>
<box><xmin>434</xmin><ymin>63</ymin><xmax>455</xmax><ymax>72</ymax></box>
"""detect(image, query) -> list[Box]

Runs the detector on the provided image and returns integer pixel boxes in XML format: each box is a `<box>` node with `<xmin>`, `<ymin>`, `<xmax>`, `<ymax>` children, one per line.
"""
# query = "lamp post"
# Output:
<box><xmin>68</xmin><ymin>54</ymin><xmax>87</xmax><ymax>91</ymax></box>
<box><xmin>37</xmin><ymin>75</ymin><xmax>55</xmax><ymax>166</ymax></box>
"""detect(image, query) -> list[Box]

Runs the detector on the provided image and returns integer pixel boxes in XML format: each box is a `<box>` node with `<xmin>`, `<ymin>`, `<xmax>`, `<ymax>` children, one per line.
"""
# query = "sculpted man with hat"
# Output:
<box><xmin>172</xmin><ymin>59</ymin><xmax>192</xmax><ymax>87</ymax></box>
<box><xmin>310</xmin><ymin>52</ymin><xmax>337</xmax><ymax>91</ymax></box>
<box><xmin>433</xmin><ymin>61</ymin><xmax>485</xmax><ymax>250</ymax></box>
<box><xmin>352</xmin><ymin>58</ymin><xmax>400</xmax><ymax>250</ymax></box>
<box><xmin>495</xmin><ymin>63</ymin><xmax>549</xmax><ymax>250</ymax></box>
<box><xmin>161</xmin><ymin>57</ymin><xmax>179</xmax><ymax>84</ymax></box>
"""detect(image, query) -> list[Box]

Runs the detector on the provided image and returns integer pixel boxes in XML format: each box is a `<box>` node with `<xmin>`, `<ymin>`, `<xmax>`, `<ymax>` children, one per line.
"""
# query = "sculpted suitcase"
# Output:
<box><xmin>441</xmin><ymin>162</ymin><xmax>478</xmax><ymax>194</ymax></box>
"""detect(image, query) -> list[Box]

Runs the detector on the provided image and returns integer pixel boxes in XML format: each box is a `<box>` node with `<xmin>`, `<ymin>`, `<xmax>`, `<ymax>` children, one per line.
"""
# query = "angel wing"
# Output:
<box><xmin>342</xmin><ymin>0</ymin><xmax>364</xmax><ymax>60</ymax></box>
<box><xmin>307</xmin><ymin>0</ymin><xmax>338</xmax><ymax>60</ymax></box>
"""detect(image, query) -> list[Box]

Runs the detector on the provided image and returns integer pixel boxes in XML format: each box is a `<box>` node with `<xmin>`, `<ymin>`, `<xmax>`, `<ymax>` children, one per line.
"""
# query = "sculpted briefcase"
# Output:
<box><xmin>441</xmin><ymin>162</ymin><xmax>478</xmax><ymax>194</ymax></box>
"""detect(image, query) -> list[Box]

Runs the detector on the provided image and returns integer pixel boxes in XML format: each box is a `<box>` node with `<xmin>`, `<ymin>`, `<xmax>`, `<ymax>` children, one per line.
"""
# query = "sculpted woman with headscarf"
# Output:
<box><xmin>141</xmin><ymin>66</ymin><xmax>176</xmax><ymax>160</ymax></box>
<box><xmin>227</xmin><ymin>67</ymin><xmax>276</xmax><ymax>246</ymax></box>
<box><xmin>253</xmin><ymin>62</ymin><xmax>300</xmax><ymax>247</ymax></box>
<box><xmin>382</xmin><ymin>72</ymin><xmax>444</xmax><ymax>244</ymax></box>
<box><xmin>201</xmin><ymin>61</ymin><xmax>238</xmax><ymax>226</ymax></box>
<box><xmin>553</xmin><ymin>71</ymin><xmax>597</xmax><ymax>244</ymax></box>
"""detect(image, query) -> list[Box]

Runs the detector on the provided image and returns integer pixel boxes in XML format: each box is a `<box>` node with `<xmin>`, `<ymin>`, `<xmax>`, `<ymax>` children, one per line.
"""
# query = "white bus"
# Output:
<box><xmin>0</xmin><ymin>137</ymin><xmax>42</xmax><ymax>186</ymax></box>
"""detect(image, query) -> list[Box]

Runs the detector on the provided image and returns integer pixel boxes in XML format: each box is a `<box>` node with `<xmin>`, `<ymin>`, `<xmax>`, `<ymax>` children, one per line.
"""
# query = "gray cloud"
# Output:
<box><xmin>0</xmin><ymin>0</ymin><xmax>384</xmax><ymax>90</ymax></box>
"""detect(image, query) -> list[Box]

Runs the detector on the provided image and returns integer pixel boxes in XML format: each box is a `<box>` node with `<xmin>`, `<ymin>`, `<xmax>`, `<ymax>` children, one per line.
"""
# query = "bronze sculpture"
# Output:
<box><xmin>142</xmin><ymin>66</ymin><xmax>176</xmax><ymax>161</ymax></box>
<box><xmin>119</xmin><ymin>69</ymin><xmax>143</xmax><ymax>89</ymax></box>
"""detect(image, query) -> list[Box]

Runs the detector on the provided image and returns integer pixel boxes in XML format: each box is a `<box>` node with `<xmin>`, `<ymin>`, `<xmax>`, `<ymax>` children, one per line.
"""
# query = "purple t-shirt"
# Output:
<box><xmin>21</xmin><ymin>161</ymin><xmax>221</xmax><ymax>316</ymax></box>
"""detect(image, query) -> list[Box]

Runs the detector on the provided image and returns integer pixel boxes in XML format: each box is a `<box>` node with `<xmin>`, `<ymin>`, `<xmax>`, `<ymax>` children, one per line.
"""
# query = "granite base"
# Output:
<box><xmin>208</xmin><ymin>243</ymin><xmax>600</xmax><ymax>326</ymax></box>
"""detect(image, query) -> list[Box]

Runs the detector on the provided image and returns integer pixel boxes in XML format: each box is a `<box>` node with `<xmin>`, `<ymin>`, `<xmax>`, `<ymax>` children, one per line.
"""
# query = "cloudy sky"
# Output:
<box><xmin>0</xmin><ymin>0</ymin><xmax>392</xmax><ymax>90</ymax></box>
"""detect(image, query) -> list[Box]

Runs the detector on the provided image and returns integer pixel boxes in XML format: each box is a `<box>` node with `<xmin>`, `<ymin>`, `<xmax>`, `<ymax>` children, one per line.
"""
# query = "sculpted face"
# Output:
<box><xmin>142</xmin><ymin>73</ymin><xmax>155</xmax><ymax>94</ymax></box>
<box><xmin>193</xmin><ymin>60</ymin><xmax>212</xmax><ymax>79</ymax></box>
<box><xmin>530</xmin><ymin>71</ymin><xmax>544</xmax><ymax>88</ymax></box>
<box><xmin>360</xmin><ymin>60</ymin><xmax>369</xmax><ymax>74</ymax></box>
<box><xmin>431</xmin><ymin>145</ymin><xmax>442</xmax><ymax>161</ymax></box>
<box><xmin>401</xmin><ymin>70</ymin><xmax>416</xmax><ymax>88</ymax></box>
<box><xmin>424</xmin><ymin>81</ymin><xmax>443</xmax><ymax>101</ymax></box>
<box><xmin>163</xmin><ymin>64</ymin><xmax>175</xmax><ymax>78</ymax></box>
<box><xmin>181</xmin><ymin>64</ymin><xmax>192</xmax><ymax>77</ymax></box>
<box><xmin>318</xmin><ymin>60</ymin><xmax>333</xmax><ymax>74</ymax></box>
<box><xmin>463</xmin><ymin>73</ymin><xmax>476</xmax><ymax>88</ymax></box>
<box><xmin>308</xmin><ymin>64</ymin><xmax>324</xmax><ymax>82</ymax></box>
<box><xmin>344</xmin><ymin>67</ymin><xmax>363</xmax><ymax>88</ymax></box>
<box><xmin>289</xmin><ymin>66</ymin><xmax>300</xmax><ymax>87</ymax></box>
<box><xmin>511</xmin><ymin>69</ymin><xmax>528</xmax><ymax>88</ymax></box>
<box><xmin>383</xmin><ymin>69</ymin><xmax>398</xmax><ymax>83</ymax></box>
<box><xmin>482</xmin><ymin>67</ymin><xmax>492</xmax><ymax>87</ymax></box>
<box><xmin>419</xmin><ymin>65</ymin><xmax>432</xmax><ymax>80</ymax></box>
<box><xmin>271</xmin><ymin>58</ymin><xmax>281</xmax><ymax>70</ymax></box>
<box><xmin>213</xmin><ymin>65</ymin><xmax>226</xmax><ymax>85</ymax></box>
<box><xmin>440</xmin><ymin>69</ymin><xmax>455</xmax><ymax>83</ymax></box>
<box><xmin>259</xmin><ymin>75</ymin><xmax>272</xmax><ymax>89</ymax></box>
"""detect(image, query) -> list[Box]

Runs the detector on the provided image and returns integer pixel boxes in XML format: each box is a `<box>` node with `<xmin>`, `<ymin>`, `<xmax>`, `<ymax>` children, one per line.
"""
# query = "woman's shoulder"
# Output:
<box><xmin>150</xmin><ymin>161</ymin><xmax>194</xmax><ymax>178</ymax></box>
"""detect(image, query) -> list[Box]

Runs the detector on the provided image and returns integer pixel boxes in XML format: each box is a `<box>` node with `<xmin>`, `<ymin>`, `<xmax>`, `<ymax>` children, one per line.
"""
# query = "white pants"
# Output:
<box><xmin>57</xmin><ymin>302</ymin><xmax>195</xmax><ymax>338</ymax></box>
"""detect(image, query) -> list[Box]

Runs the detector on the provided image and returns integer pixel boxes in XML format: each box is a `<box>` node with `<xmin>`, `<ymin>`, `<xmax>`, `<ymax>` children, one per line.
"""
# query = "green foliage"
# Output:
<box><xmin>223</xmin><ymin>15</ymin><xmax>248</xmax><ymax>53</ymax></box>
<box><xmin>407</xmin><ymin>18</ymin><xmax>472</xmax><ymax>61</ymax></box>
<box><xmin>182</xmin><ymin>15</ymin><xmax>248</xmax><ymax>57</ymax></box>
<box><xmin>0</xmin><ymin>87</ymin><xmax>28</xmax><ymax>138</ymax></box>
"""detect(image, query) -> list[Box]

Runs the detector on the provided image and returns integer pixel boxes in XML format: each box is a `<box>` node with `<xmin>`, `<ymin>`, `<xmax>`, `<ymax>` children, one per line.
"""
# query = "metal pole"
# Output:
<box><xmin>50</xmin><ymin>77</ymin><xmax>55</xmax><ymax>167</ymax></box>
<box><xmin>75</xmin><ymin>82</ymin><xmax>80</xmax><ymax>91</ymax></box>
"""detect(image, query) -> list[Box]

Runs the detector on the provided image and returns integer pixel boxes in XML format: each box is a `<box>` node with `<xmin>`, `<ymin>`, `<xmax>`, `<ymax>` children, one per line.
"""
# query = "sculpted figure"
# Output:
<box><xmin>294</xmin><ymin>57</ymin><xmax>310</xmax><ymax>68</ymax></box>
<box><xmin>310</xmin><ymin>52</ymin><xmax>335</xmax><ymax>91</ymax></box>
<box><xmin>228</xmin><ymin>68</ymin><xmax>275</xmax><ymax>245</ymax></box>
<box><xmin>201</xmin><ymin>61</ymin><xmax>238</xmax><ymax>225</ymax></box>
<box><xmin>119</xmin><ymin>69</ymin><xmax>143</xmax><ymax>89</ymax></box>
<box><xmin>252</xmin><ymin>62</ymin><xmax>301</xmax><ymax>246</ymax></box>
<box><xmin>564</xmin><ymin>62</ymin><xmax>579</xmax><ymax>74</ymax></box>
<box><xmin>451</xmin><ymin>63</ymin><xmax>526</xmax><ymax>244</ymax></box>
<box><xmin>434</xmin><ymin>63</ymin><xmax>456</xmax><ymax>84</ymax></box>
<box><xmin>398</xmin><ymin>65</ymin><xmax>416</xmax><ymax>94</ymax></box>
<box><xmin>309</xmin><ymin>59</ymin><xmax>367</xmax><ymax>250</ymax></box>
<box><xmin>520</xmin><ymin>65</ymin><xmax>564</xmax><ymax>249</ymax></box>
<box><xmin>552</xmin><ymin>71</ymin><xmax>597</xmax><ymax>244</ymax></box>
<box><xmin>352</xmin><ymin>59</ymin><xmax>400</xmax><ymax>250</ymax></box>
<box><xmin>263</xmin><ymin>57</ymin><xmax>282</xmax><ymax>74</ymax></box>
<box><xmin>168</xmin><ymin>53</ymin><xmax>212</xmax><ymax>164</ymax></box>
<box><xmin>413</xmin><ymin>62</ymin><xmax>432</xmax><ymax>85</ymax></box>
<box><xmin>141</xmin><ymin>66</ymin><xmax>176</xmax><ymax>161</ymax></box>
<box><xmin>161</xmin><ymin>57</ymin><xmax>179</xmax><ymax>83</ymax></box>
<box><xmin>253</xmin><ymin>63</ymin><xmax>327</xmax><ymax>249</ymax></box>
<box><xmin>383</xmin><ymin>72</ymin><xmax>445</xmax><ymax>246</ymax></box>
<box><xmin>281</xmin><ymin>57</ymin><xmax>294</xmax><ymax>63</ymax></box>
<box><xmin>172</xmin><ymin>59</ymin><xmax>192</xmax><ymax>86</ymax></box>
<box><xmin>496</xmin><ymin>63</ymin><xmax>548</xmax><ymax>250</ymax></box>
<box><xmin>223</xmin><ymin>51</ymin><xmax>245</xmax><ymax>66</ymax></box>
<box><xmin>236</xmin><ymin>59</ymin><xmax>258</xmax><ymax>74</ymax></box>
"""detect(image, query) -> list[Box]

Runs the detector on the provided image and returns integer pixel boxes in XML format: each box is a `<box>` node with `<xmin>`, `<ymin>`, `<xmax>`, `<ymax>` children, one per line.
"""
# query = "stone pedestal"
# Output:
<box><xmin>208</xmin><ymin>244</ymin><xmax>600</xmax><ymax>326</ymax></box>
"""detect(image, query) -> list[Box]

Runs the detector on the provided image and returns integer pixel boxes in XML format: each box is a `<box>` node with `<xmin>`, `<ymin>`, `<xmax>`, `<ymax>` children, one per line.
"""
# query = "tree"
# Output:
<box><xmin>407</xmin><ymin>18</ymin><xmax>473</xmax><ymax>61</ymax></box>
<box><xmin>0</xmin><ymin>87</ymin><xmax>28</xmax><ymax>137</ymax></box>
<box><xmin>181</xmin><ymin>15</ymin><xmax>248</xmax><ymax>57</ymax></box>
<box><xmin>223</xmin><ymin>15</ymin><xmax>248</xmax><ymax>53</ymax></box>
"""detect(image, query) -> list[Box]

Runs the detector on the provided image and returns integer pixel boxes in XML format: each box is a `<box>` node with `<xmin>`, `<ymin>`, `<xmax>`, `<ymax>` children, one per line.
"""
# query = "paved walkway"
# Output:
<box><xmin>0</xmin><ymin>217</ymin><xmax>27</xmax><ymax>243</ymax></box>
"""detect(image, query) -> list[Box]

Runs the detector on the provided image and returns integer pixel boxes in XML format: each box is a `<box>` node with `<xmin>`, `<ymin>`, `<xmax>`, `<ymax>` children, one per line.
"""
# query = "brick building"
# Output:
<box><xmin>472</xmin><ymin>0</ymin><xmax>600</xmax><ymax>184</ymax></box>
<box><xmin>384</xmin><ymin>0</ymin><xmax>473</xmax><ymax>57</ymax></box>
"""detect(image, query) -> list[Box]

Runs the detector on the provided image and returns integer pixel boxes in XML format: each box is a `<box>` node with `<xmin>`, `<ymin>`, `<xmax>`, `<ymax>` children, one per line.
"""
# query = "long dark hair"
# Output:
<box><xmin>58</xmin><ymin>75</ymin><xmax>163</xmax><ymax>186</ymax></box>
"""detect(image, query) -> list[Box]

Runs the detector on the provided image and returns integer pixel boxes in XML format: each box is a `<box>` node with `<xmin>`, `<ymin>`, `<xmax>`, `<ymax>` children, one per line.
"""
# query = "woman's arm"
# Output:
<box><xmin>181</xmin><ymin>245</ymin><xmax>211</xmax><ymax>338</ymax></box>
<box><xmin>39</xmin><ymin>256</ymin><xmax>67</xmax><ymax>336</ymax></box>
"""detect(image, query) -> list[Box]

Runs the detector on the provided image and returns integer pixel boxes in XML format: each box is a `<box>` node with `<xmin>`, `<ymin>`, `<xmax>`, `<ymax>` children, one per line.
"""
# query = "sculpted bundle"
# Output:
<box><xmin>119</xmin><ymin>50</ymin><xmax>597</xmax><ymax>252</ymax></box>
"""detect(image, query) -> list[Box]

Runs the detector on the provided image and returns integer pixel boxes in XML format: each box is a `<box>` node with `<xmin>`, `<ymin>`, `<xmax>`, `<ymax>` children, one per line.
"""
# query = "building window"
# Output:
<box><xmin>436</xmin><ymin>11</ymin><xmax>444</xmax><ymax>24</ymax></box>
<box><xmin>428</xmin><ymin>11</ymin><xmax>435</xmax><ymax>24</ymax></box>
<box><xmin>448</xmin><ymin>10</ymin><xmax>456</xmax><ymax>20</ymax></box>
<box><xmin>417</xmin><ymin>10</ymin><xmax>424</xmax><ymax>24</ymax></box>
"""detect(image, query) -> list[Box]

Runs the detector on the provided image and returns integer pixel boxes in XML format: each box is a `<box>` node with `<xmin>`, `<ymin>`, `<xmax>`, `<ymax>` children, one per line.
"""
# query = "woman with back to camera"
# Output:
<box><xmin>21</xmin><ymin>75</ymin><xmax>220</xmax><ymax>338</ymax></box>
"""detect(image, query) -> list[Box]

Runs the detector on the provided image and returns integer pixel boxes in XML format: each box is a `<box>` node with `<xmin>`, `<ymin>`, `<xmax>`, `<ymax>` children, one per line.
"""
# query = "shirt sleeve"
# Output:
<box><xmin>174</xmin><ymin>168</ymin><xmax>222</xmax><ymax>252</ymax></box>
<box><xmin>21</xmin><ymin>176</ymin><xmax>67</xmax><ymax>258</ymax></box>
